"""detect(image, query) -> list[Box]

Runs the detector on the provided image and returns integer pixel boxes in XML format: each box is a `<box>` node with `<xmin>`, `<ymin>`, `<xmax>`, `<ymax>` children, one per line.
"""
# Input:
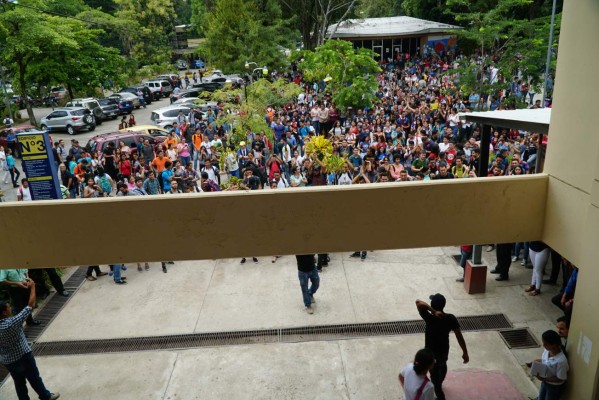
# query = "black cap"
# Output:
<box><xmin>429</xmin><ymin>293</ymin><xmax>446</xmax><ymax>311</ymax></box>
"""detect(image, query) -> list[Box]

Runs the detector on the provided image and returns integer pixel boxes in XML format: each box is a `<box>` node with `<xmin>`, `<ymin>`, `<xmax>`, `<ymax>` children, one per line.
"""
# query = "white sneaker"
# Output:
<box><xmin>306</xmin><ymin>306</ymin><xmax>314</xmax><ymax>314</ymax></box>
<box><xmin>511</xmin><ymin>256</ymin><xmax>518</xmax><ymax>262</ymax></box>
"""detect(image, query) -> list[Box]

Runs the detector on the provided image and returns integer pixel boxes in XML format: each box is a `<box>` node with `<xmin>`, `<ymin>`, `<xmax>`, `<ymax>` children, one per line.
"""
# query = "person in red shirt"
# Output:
<box><xmin>118</xmin><ymin>153</ymin><xmax>132</xmax><ymax>178</ymax></box>
<box><xmin>456</xmin><ymin>245</ymin><xmax>473</xmax><ymax>282</ymax></box>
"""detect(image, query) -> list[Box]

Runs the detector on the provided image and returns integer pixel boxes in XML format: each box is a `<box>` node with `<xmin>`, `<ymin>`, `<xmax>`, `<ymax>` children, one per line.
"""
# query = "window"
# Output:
<box><xmin>164</xmin><ymin>110</ymin><xmax>179</xmax><ymax>117</ymax></box>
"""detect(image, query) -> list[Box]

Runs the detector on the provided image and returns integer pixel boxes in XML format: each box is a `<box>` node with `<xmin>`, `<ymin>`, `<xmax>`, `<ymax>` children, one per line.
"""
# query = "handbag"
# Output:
<box><xmin>414</xmin><ymin>376</ymin><xmax>430</xmax><ymax>400</ymax></box>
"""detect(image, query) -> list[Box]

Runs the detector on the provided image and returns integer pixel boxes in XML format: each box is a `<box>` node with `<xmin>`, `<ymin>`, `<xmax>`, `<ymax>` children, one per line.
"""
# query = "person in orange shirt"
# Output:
<box><xmin>163</xmin><ymin>132</ymin><xmax>178</xmax><ymax>152</ymax></box>
<box><xmin>151</xmin><ymin>150</ymin><xmax>170</xmax><ymax>190</ymax></box>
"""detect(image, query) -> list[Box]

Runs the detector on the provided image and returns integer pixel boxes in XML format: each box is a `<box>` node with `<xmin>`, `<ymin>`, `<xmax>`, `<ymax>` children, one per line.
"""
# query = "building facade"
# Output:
<box><xmin>329</xmin><ymin>16</ymin><xmax>460</xmax><ymax>60</ymax></box>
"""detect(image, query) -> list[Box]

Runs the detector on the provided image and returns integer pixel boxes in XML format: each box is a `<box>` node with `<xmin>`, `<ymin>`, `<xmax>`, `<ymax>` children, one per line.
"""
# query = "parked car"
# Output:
<box><xmin>50</xmin><ymin>86</ymin><xmax>68</xmax><ymax>99</ymax></box>
<box><xmin>176</xmin><ymin>59</ymin><xmax>188</xmax><ymax>70</ymax></box>
<box><xmin>173</xmin><ymin>98</ymin><xmax>216</xmax><ymax>112</ymax></box>
<box><xmin>40</xmin><ymin>107</ymin><xmax>96</xmax><ymax>135</ymax></box>
<box><xmin>170</xmin><ymin>88</ymin><xmax>202</xmax><ymax>103</ymax></box>
<box><xmin>105</xmin><ymin>95</ymin><xmax>133</xmax><ymax>115</ymax></box>
<box><xmin>189</xmin><ymin>81</ymin><xmax>225</xmax><ymax>93</ymax></box>
<box><xmin>97</xmin><ymin>98</ymin><xmax>120</xmax><ymax>119</ymax></box>
<box><xmin>150</xmin><ymin>105</ymin><xmax>191</xmax><ymax>129</ymax></box>
<box><xmin>190</xmin><ymin>59</ymin><xmax>205</xmax><ymax>69</ymax></box>
<box><xmin>145</xmin><ymin>79</ymin><xmax>173</xmax><ymax>97</ymax></box>
<box><xmin>142</xmin><ymin>81</ymin><xmax>163</xmax><ymax>100</ymax></box>
<box><xmin>0</xmin><ymin>125</ymin><xmax>45</xmax><ymax>150</ymax></box>
<box><xmin>9</xmin><ymin>95</ymin><xmax>31</xmax><ymax>110</ymax></box>
<box><xmin>119</xmin><ymin>125</ymin><xmax>169</xmax><ymax>139</ymax></box>
<box><xmin>65</xmin><ymin>98</ymin><xmax>104</xmax><ymax>124</ymax></box>
<box><xmin>109</xmin><ymin>92</ymin><xmax>141</xmax><ymax>109</ymax></box>
<box><xmin>85</xmin><ymin>131</ymin><xmax>165</xmax><ymax>156</ymax></box>
<box><xmin>119</xmin><ymin>86</ymin><xmax>153</xmax><ymax>105</ymax></box>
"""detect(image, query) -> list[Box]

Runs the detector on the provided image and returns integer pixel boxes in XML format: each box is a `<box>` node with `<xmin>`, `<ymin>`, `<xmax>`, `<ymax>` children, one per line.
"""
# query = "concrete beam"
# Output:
<box><xmin>0</xmin><ymin>175</ymin><xmax>547</xmax><ymax>269</ymax></box>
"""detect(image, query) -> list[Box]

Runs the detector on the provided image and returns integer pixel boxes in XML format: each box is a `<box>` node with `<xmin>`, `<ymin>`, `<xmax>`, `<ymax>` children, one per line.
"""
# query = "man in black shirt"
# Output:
<box><xmin>295</xmin><ymin>254</ymin><xmax>320</xmax><ymax>314</ymax></box>
<box><xmin>416</xmin><ymin>294</ymin><xmax>469</xmax><ymax>400</ymax></box>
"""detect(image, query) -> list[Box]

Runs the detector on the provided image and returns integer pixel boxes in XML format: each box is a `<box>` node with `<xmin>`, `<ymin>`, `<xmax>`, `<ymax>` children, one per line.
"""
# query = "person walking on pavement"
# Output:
<box><xmin>416</xmin><ymin>294</ymin><xmax>469</xmax><ymax>400</ymax></box>
<box><xmin>295</xmin><ymin>254</ymin><xmax>320</xmax><ymax>314</ymax></box>
<box><xmin>0</xmin><ymin>279</ymin><xmax>61</xmax><ymax>400</ymax></box>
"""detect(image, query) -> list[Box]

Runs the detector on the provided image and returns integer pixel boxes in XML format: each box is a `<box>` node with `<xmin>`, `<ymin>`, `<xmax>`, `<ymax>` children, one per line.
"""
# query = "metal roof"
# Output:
<box><xmin>329</xmin><ymin>16</ymin><xmax>460</xmax><ymax>38</ymax></box>
<box><xmin>459</xmin><ymin>108</ymin><xmax>551</xmax><ymax>134</ymax></box>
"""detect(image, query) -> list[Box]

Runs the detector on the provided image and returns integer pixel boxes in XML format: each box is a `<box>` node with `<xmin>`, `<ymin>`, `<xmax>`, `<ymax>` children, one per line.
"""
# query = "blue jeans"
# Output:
<box><xmin>538</xmin><ymin>382</ymin><xmax>564</xmax><ymax>400</ymax></box>
<box><xmin>181</xmin><ymin>155</ymin><xmax>191</xmax><ymax>167</ymax></box>
<box><xmin>229</xmin><ymin>169</ymin><xmax>240</xmax><ymax>179</ymax></box>
<box><xmin>193</xmin><ymin>150</ymin><xmax>200</xmax><ymax>170</ymax></box>
<box><xmin>110</xmin><ymin>264</ymin><xmax>123</xmax><ymax>281</ymax></box>
<box><xmin>459</xmin><ymin>249</ymin><xmax>472</xmax><ymax>269</ymax></box>
<box><xmin>298</xmin><ymin>266</ymin><xmax>320</xmax><ymax>307</ymax></box>
<box><xmin>515</xmin><ymin>242</ymin><xmax>530</xmax><ymax>263</ymax></box>
<box><xmin>4</xmin><ymin>352</ymin><xmax>52</xmax><ymax>400</ymax></box>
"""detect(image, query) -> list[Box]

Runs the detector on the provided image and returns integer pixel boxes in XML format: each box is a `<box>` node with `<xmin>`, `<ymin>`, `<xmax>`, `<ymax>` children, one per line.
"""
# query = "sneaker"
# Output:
<box><xmin>511</xmin><ymin>256</ymin><xmax>518</xmax><ymax>262</ymax></box>
<box><xmin>350</xmin><ymin>252</ymin><xmax>360</xmax><ymax>258</ymax></box>
<box><xmin>520</xmin><ymin>260</ymin><xmax>526</xmax><ymax>266</ymax></box>
<box><xmin>306</xmin><ymin>306</ymin><xmax>314</xmax><ymax>314</ymax></box>
<box><xmin>97</xmin><ymin>272</ymin><xmax>108</xmax><ymax>277</ymax></box>
<box><xmin>115</xmin><ymin>280</ymin><xmax>127</xmax><ymax>285</ymax></box>
<box><xmin>85</xmin><ymin>276</ymin><xmax>97</xmax><ymax>281</ymax></box>
<box><xmin>49</xmin><ymin>393</ymin><xmax>61</xmax><ymax>400</ymax></box>
<box><xmin>240</xmin><ymin>258</ymin><xmax>246</xmax><ymax>264</ymax></box>
<box><xmin>486</xmin><ymin>245</ymin><xmax>495</xmax><ymax>252</ymax></box>
<box><xmin>137</xmin><ymin>266</ymin><xmax>143</xmax><ymax>272</ymax></box>
<box><xmin>167</xmin><ymin>261</ymin><xmax>175</xmax><ymax>264</ymax></box>
<box><xmin>162</xmin><ymin>265</ymin><xmax>167</xmax><ymax>273</ymax></box>
<box><xmin>360</xmin><ymin>254</ymin><xmax>366</xmax><ymax>261</ymax></box>
<box><xmin>252</xmin><ymin>257</ymin><xmax>258</xmax><ymax>263</ymax></box>
<box><xmin>145</xmin><ymin>263</ymin><xmax>150</xmax><ymax>271</ymax></box>
<box><xmin>60</xmin><ymin>291</ymin><xmax>70</xmax><ymax>297</ymax></box>
<box><xmin>310</xmin><ymin>295</ymin><xmax>316</xmax><ymax>303</ymax></box>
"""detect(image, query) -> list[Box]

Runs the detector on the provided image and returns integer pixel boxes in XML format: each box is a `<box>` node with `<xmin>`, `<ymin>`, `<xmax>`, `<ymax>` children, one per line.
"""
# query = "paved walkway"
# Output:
<box><xmin>1</xmin><ymin>247</ymin><xmax>562</xmax><ymax>399</ymax></box>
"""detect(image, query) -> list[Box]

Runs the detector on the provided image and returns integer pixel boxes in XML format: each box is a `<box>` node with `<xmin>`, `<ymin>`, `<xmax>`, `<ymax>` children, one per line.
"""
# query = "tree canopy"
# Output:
<box><xmin>298</xmin><ymin>40</ymin><xmax>381</xmax><ymax>110</ymax></box>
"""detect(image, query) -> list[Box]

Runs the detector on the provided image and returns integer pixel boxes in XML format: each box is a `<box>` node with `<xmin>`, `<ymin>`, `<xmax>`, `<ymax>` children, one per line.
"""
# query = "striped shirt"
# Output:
<box><xmin>0</xmin><ymin>306</ymin><xmax>32</xmax><ymax>364</ymax></box>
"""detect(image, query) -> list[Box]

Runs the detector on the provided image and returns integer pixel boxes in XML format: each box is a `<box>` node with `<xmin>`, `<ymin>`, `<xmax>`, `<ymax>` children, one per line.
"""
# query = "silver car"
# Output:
<box><xmin>40</xmin><ymin>107</ymin><xmax>96</xmax><ymax>135</ymax></box>
<box><xmin>150</xmin><ymin>105</ymin><xmax>191</xmax><ymax>129</ymax></box>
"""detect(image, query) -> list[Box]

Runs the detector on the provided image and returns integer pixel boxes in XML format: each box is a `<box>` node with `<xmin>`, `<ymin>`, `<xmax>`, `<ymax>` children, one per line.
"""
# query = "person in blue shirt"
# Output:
<box><xmin>161</xmin><ymin>161</ymin><xmax>175</xmax><ymax>192</ymax></box>
<box><xmin>5</xmin><ymin>148</ymin><xmax>20</xmax><ymax>187</ymax></box>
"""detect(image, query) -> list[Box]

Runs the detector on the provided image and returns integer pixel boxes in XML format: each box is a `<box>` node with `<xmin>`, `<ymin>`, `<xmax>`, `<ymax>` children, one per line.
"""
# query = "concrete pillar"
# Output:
<box><xmin>542</xmin><ymin>0</ymin><xmax>599</xmax><ymax>398</ymax></box>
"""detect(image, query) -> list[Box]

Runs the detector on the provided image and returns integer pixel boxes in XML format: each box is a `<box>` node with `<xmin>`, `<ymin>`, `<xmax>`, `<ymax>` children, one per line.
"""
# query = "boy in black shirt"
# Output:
<box><xmin>295</xmin><ymin>254</ymin><xmax>320</xmax><ymax>314</ymax></box>
<box><xmin>416</xmin><ymin>294</ymin><xmax>469</xmax><ymax>400</ymax></box>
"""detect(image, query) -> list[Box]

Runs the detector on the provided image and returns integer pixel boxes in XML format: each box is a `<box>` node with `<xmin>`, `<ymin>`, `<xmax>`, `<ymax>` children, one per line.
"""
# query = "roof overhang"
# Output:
<box><xmin>459</xmin><ymin>108</ymin><xmax>551</xmax><ymax>135</ymax></box>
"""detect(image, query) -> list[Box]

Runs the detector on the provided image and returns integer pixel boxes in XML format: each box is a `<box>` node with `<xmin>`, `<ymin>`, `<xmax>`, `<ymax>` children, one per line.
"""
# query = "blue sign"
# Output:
<box><xmin>17</xmin><ymin>132</ymin><xmax>61</xmax><ymax>200</ymax></box>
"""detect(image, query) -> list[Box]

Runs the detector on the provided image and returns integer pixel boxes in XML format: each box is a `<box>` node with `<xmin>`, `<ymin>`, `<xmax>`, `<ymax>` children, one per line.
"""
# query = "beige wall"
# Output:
<box><xmin>542</xmin><ymin>0</ymin><xmax>599</xmax><ymax>398</ymax></box>
<box><xmin>0</xmin><ymin>175</ymin><xmax>546</xmax><ymax>269</ymax></box>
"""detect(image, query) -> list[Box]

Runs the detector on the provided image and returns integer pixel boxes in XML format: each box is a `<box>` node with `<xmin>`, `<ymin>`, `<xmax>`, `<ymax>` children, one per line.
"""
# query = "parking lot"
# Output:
<box><xmin>16</xmin><ymin>94</ymin><xmax>172</xmax><ymax>147</ymax></box>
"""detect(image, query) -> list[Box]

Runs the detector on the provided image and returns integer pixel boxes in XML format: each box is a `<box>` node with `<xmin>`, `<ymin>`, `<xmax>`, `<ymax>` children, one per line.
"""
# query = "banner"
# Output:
<box><xmin>17</xmin><ymin>132</ymin><xmax>61</xmax><ymax>200</ymax></box>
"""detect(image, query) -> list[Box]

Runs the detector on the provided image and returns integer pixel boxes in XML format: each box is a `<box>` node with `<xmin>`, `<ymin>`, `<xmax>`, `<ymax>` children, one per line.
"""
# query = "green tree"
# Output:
<box><xmin>114</xmin><ymin>0</ymin><xmax>176</xmax><ymax>65</ymax></box>
<box><xmin>202</xmin><ymin>0</ymin><xmax>296</xmax><ymax>73</ymax></box>
<box><xmin>207</xmin><ymin>79</ymin><xmax>301</xmax><ymax>145</ymax></box>
<box><xmin>190</xmin><ymin>0</ymin><xmax>207</xmax><ymax>36</ymax></box>
<box><xmin>356</xmin><ymin>0</ymin><xmax>403</xmax><ymax>18</ymax></box>
<box><xmin>445</xmin><ymin>0</ymin><xmax>560</xmax><ymax>107</ymax></box>
<box><xmin>0</xmin><ymin>0</ymin><xmax>80</xmax><ymax>124</ymax></box>
<box><xmin>298</xmin><ymin>39</ymin><xmax>381</xmax><ymax>109</ymax></box>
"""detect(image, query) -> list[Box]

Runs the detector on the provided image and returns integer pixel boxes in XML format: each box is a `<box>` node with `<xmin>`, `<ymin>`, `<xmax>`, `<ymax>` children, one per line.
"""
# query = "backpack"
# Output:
<box><xmin>98</xmin><ymin>175</ymin><xmax>112</xmax><ymax>195</ymax></box>
<box><xmin>207</xmin><ymin>179</ymin><xmax>221</xmax><ymax>192</ymax></box>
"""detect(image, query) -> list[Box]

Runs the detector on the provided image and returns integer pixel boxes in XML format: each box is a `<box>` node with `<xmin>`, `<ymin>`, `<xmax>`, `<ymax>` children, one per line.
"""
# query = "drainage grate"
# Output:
<box><xmin>498</xmin><ymin>328</ymin><xmax>540</xmax><ymax>349</ymax></box>
<box><xmin>31</xmin><ymin>313</ymin><xmax>512</xmax><ymax>357</ymax></box>
<box><xmin>24</xmin><ymin>267</ymin><xmax>88</xmax><ymax>342</ymax></box>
